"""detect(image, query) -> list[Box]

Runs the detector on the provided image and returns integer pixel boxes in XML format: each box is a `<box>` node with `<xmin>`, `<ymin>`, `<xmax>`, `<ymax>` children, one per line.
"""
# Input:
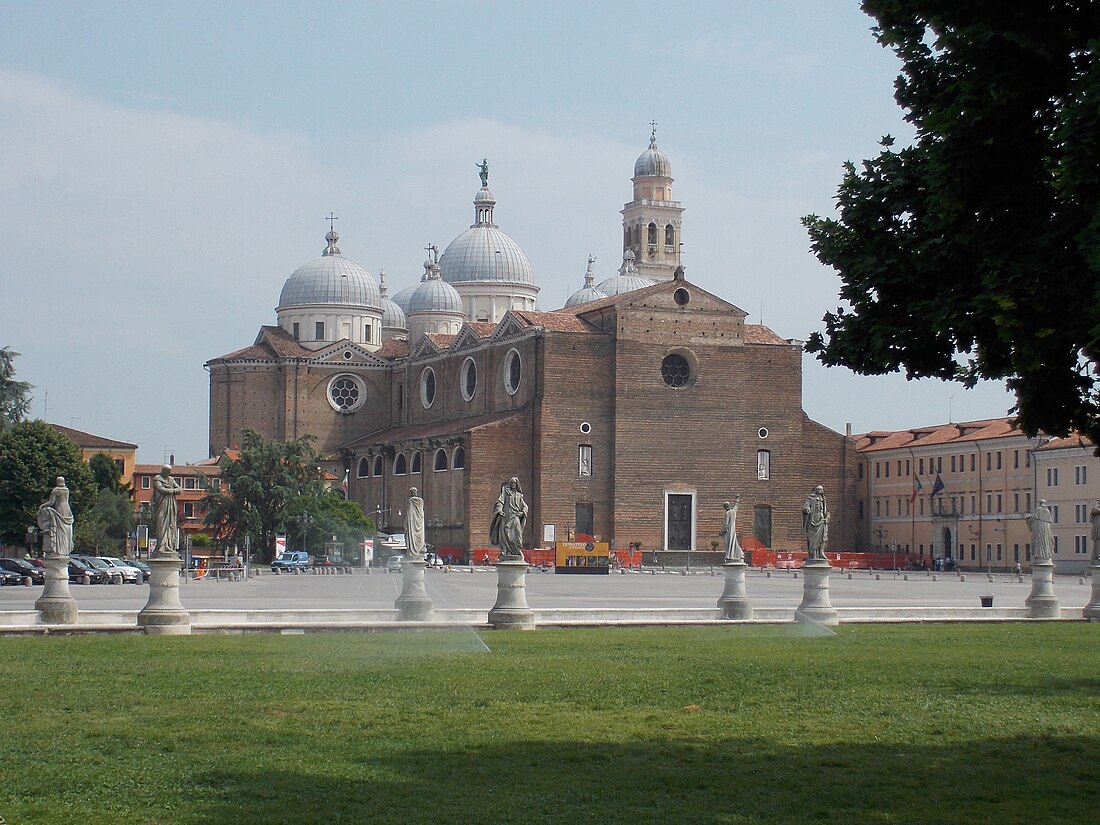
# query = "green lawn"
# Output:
<box><xmin>0</xmin><ymin>624</ymin><xmax>1097</xmax><ymax>824</ymax></box>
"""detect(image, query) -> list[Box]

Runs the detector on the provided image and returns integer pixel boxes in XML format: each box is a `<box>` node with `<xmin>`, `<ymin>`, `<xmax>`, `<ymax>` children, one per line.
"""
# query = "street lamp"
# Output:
<box><xmin>25</xmin><ymin>525</ymin><xmax>37</xmax><ymax>557</ymax></box>
<box><xmin>430</xmin><ymin>515</ymin><xmax>442</xmax><ymax>559</ymax></box>
<box><xmin>302</xmin><ymin>511</ymin><xmax>312</xmax><ymax>554</ymax></box>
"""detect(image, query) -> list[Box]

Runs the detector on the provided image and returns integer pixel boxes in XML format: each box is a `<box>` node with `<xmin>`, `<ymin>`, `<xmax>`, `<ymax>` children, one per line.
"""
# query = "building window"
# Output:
<box><xmin>357</xmin><ymin>457</ymin><xmax>370</xmax><ymax>478</ymax></box>
<box><xmin>212</xmin><ymin>479</ymin><xmax>221</xmax><ymax>491</ymax></box>
<box><xmin>1047</xmin><ymin>467</ymin><xmax>1059</xmax><ymax>487</ymax></box>
<box><xmin>365</xmin><ymin>324</ymin><xmax>372</xmax><ymax>343</ymax></box>
<box><xmin>315</xmin><ymin>321</ymin><xmax>325</xmax><ymax>340</ymax></box>
<box><xmin>410</xmin><ymin>451</ymin><xmax>422</xmax><ymax>474</ymax></box>
<box><xmin>183</xmin><ymin>477</ymin><xmax>196</xmax><ymax>490</ymax></box>
<box><xmin>1052</xmin><ymin>505</ymin><xmax>1060</xmax><ymax>523</ymax></box>
<box><xmin>141</xmin><ymin>476</ymin><xmax>150</xmax><ymax>490</ymax></box>
<box><xmin>664</xmin><ymin>223</ymin><xmax>675</xmax><ymax>246</ymax></box>
<box><xmin>1014</xmin><ymin>450</ymin><xmax>1019</xmax><ymax>469</ymax></box>
<box><xmin>875</xmin><ymin>462</ymin><xmax>881</xmax><ymax>479</ymax></box>
<box><xmin>757</xmin><ymin>449</ymin><xmax>771</xmax><ymax>480</ymax></box>
<box><xmin>183</xmin><ymin>502</ymin><xmax>194</xmax><ymax>518</ymax></box>
<box><xmin>292</xmin><ymin>322</ymin><xmax>300</xmax><ymax>339</ymax></box>
<box><xmin>461</xmin><ymin>357</ymin><xmax>477</xmax><ymax>401</ymax></box>
<box><xmin>434</xmin><ymin>448</ymin><xmax>448</xmax><ymax>471</ymax></box>
<box><xmin>996</xmin><ymin>451</ymin><xmax>1002</xmax><ymax>470</ymax></box>
<box><xmin>647</xmin><ymin>223</ymin><xmax>657</xmax><ymax>245</ymax></box>
<box><xmin>1076</xmin><ymin>465</ymin><xmax>1088</xmax><ymax>485</ymax></box>
<box><xmin>453</xmin><ymin>446</ymin><xmax>466</xmax><ymax>470</ymax></box>
<box><xmin>885</xmin><ymin>462</ymin><xmax>890</xmax><ymax>478</ymax></box>
<box><xmin>937</xmin><ymin>456</ymin><xmax>942</xmax><ymax>473</ymax></box>
<box><xmin>858</xmin><ymin>463</ymin><xmax>864</xmax><ymax>480</ymax></box>
<box><xmin>327</xmin><ymin>374</ymin><xmax>366</xmax><ymax>413</ymax></box>
<box><xmin>504</xmin><ymin>348</ymin><xmax>522</xmax><ymax>395</ymax></box>
<box><xmin>970</xmin><ymin>454</ymin><xmax>976</xmax><ymax>471</ymax></box>
<box><xmin>857</xmin><ymin>501</ymin><xmax>864</xmax><ymax>518</ymax></box>
<box><xmin>905</xmin><ymin>459</ymin><xmax>910</xmax><ymax>476</ymax></box>
<box><xmin>372</xmin><ymin>456</ymin><xmax>383</xmax><ymax>477</ymax></box>
<box><xmin>420</xmin><ymin>367</ymin><xmax>436</xmax><ymax>408</ymax></box>
<box><xmin>579</xmin><ymin>445</ymin><xmax>593</xmax><ymax>477</ymax></box>
<box><xmin>951</xmin><ymin>455</ymin><xmax>956</xmax><ymax>473</ymax></box>
<box><xmin>394</xmin><ymin>453</ymin><xmax>407</xmax><ymax>476</ymax></box>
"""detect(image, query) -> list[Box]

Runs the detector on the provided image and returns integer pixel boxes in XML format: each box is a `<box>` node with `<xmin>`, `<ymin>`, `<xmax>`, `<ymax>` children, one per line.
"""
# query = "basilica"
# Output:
<box><xmin>207</xmin><ymin>135</ymin><xmax>857</xmax><ymax>556</ymax></box>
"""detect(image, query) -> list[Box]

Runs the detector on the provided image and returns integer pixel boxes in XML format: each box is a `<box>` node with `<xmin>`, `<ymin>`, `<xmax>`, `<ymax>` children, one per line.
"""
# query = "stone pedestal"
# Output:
<box><xmin>488</xmin><ymin>559</ymin><xmax>535</xmax><ymax>630</ymax></box>
<box><xmin>137</xmin><ymin>556</ymin><xmax>191</xmax><ymax>635</ymax></box>
<box><xmin>1083</xmin><ymin>561</ymin><xmax>1100</xmax><ymax>621</ymax></box>
<box><xmin>794</xmin><ymin>559</ymin><xmax>838</xmax><ymax>626</ymax></box>
<box><xmin>717</xmin><ymin>561</ymin><xmax>753</xmax><ymax>620</ymax></box>
<box><xmin>395</xmin><ymin>558</ymin><xmax>434</xmax><ymax>621</ymax></box>
<box><xmin>35</xmin><ymin>555</ymin><xmax>77</xmax><ymax>625</ymax></box>
<box><xmin>1025</xmin><ymin>559</ymin><xmax>1060</xmax><ymax>618</ymax></box>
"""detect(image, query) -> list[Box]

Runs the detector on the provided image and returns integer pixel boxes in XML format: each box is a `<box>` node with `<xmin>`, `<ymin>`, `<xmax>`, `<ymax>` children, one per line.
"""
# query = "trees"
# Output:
<box><xmin>0</xmin><ymin>347</ymin><xmax>32</xmax><ymax>429</ymax></box>
<box><xmin>201</xmin><ymin>429</ymin><xmax>327</xmax><ymax>562</ymax></box>
<box><xmin>803</xmin><ymin>1</ymin><xmax>1100</xmax><ymax>446</ymax></box>
<box><xmin>283</xmin><ymin>492</ymin><xmax>375</xmax><ymax>555</ymax></box>
<box><xmin>0</xmin><ymin>421</ymin><xmax>95</xmax><ymax>547</ymax></box>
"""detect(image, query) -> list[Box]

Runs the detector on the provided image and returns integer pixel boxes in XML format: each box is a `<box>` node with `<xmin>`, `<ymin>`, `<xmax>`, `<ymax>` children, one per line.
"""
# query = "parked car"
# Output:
<box><xmin>68</xmin><ymin>558</ymin><xmax>109</xmax><ymax>584</ymax></box>
<box><xmin>100</xmin><ymin>557</ymin><xmax>142</xmax><ymax>584</ymax></box>
<box><xmin>0</xmin><ymin>558</ymin><xmax>45</xmax><ymax>585</ymax></box>
<box><xmin>125</xmin><ymin>559</ymin><xmax>152</xmax><ymax>581</ymax></box>
<box><xmin>271</xmin><ymin>551</ymin><xmax>313</xmax><ymax>573</ymax></box>
<box><xmin>72</xmin><ymin>555</ymin><xmax>124</xmax><ymax>585</ymax></box>
<box><xmin>424</xmin><ymin>551</ymin><xmax>444</xmax><ymax>568</ymax></box>
<box><xmin>315</xmin><ymin>555</ymin><xmax>352</xmax><ymax>573</ymax></box>
<box><xmin>386</xmin><ymin>555</ymin><xmax>404</xmax><ymax>572</ymax></box>
<box><xmin>0</xmin><ymin>566</ymin><xmax>24</xmax><ymax>586</ymax></box>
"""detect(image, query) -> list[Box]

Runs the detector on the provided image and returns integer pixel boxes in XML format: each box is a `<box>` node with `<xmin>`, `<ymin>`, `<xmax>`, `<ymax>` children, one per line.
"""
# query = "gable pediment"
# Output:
<box><xmin>409</xmin><ymin>335</ymin><xmax>442</xmax><ymax>360</ymax></box>
<box><xmin>490</xmin><ymin>312</ymin><xmax>528</xmax><ymax>342</ymax></box>
<box><xmin>308</xmin><ymin>340</ymin><xmax>392</xmax><ymax>369</ymax></box>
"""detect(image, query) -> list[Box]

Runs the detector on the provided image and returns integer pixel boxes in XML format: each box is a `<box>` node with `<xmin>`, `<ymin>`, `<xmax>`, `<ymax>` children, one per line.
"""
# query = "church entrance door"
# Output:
<box><xmin>575</xmin><ymin>502</ymin><xmax>593</xmax><ymax>538</ymax></box>
<box><xmin>667</xmin><ymin>494</ymin><xmax>692</xmax><ymax>551</ymax></box>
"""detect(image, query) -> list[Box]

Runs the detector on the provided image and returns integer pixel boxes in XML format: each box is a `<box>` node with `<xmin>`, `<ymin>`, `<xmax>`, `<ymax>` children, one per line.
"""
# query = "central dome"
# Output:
<box><xmin>440</xmin><ymin>225</ymin><xmax>535</xmax><ymax>286</ymax></box>
<box><xmin>277</xmin><ymin>232</ymin><xmax>381</xmax><ymax>310</ymax></box>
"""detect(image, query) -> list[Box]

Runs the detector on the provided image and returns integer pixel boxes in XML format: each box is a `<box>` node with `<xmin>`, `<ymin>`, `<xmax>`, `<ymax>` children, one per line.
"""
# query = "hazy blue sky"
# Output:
<box><xmin>0</xmin><ymin>1</ymin><xmax>1015</xmax><ymax>463</ymax></box>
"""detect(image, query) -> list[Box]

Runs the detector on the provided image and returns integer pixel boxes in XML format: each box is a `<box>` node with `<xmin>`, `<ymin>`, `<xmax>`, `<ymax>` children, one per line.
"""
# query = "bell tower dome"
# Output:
<box><xmin>621</xmin><ymin>124</ymin><xmax>684</xmax><ymax>282</ymax></box>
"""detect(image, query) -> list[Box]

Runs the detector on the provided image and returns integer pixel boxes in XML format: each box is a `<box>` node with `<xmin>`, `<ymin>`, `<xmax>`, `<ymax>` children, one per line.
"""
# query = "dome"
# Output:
<box><xmin>440</xmin><ymin>184</ymin><xmax>535</xmax><ymax>286</ymax></box>
<box><xmin>277</xmin><ymin>232</ymin><xmax>381</xmax><ymax>310</ymax></box>
<box><xmin>596</xmin><ymin>249</ymin><xmax>656</xmax><ymax>296</ymax></box>
<box><xmin>381</xmin><ymin>297</ymin><xmax>407</xmax><ymax>329</ymax></box>
<box><xmin>634</xmin><ymin>133</ymin><xmax>672</xmax><ymax>178</ymax></box>
<box><xmin>389</xmin><ymin>281</ymin><xmax>420</xmax><ymax>313</ymax></box>
<box><xmin>565</xmin><ymin>255</ymin><xmax>608</xmax><ymax>308</ymax></box>
<box><xmin>407</xmin><ymin>260</ymin><xmax>463</xmax><ymax>315</ymax></box>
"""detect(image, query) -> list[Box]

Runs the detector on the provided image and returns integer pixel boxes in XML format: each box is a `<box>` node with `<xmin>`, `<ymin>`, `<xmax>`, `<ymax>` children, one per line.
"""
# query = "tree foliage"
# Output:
<box><xmin>0</xmin><ymin>347</ymin><xmax>33</xmax><ymax>429</ymax></box>
<box><xmin>89</xmin><ymin>452</ymin><xmax>131</xmax><ymax>495</ymax></box>
<box><xmin>283</xmin><ymin>492</ymin><xmax>375</xmax><ymax>554</ymax></box>
<box><xmin>201</xmin><ymin>429</ymin><xmax>326</xmax><ymax>562</ymax></box>
<box><xmin>803</xmin><ymin>1</ymin><xmax>1100</xmax><ymax>445</ymax></box>
<box><xmin>0</xmin><ymin>421</ymin><xmax>96</xmax><ymax>546</ymax></box>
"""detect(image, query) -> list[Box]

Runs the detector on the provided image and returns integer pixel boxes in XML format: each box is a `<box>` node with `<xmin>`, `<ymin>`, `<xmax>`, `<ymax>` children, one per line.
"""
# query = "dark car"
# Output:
<box><xmin>68</xmin><ymin>557</ymin><xmax>109</xmax><ymax>584</ymax></box>
<box><xmin>72</xmin><ymin>555</ymin><xmax>124</xmax><ymax>584</ymax></box>
<box><xmin>0</xmin><ymin>567</ymin><xmax>23</xmax><ymax>586</ymax></box>
<box><xmin>0</xmin><ymin>558</ymin><xmax>45</xmax><ymax>585</ymax></box>
<box><xmin>119</xmin><ymin>558</ymin><xmax>151</xmax><ymax>582</ymax></box>
<box><xmin>315</xmin><ymin>555</ymin><xmax>352</xmax><ymax>573</ymax></box>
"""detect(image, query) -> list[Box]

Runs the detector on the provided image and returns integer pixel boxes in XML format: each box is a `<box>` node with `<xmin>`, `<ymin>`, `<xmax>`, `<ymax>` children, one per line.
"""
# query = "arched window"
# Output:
<box><xmin>410</xmin><ymin>451</ymin><xmax>422</xmax><ymax>474</ymax></box>
<box><xmin>434</xmin><ymin>448</ymin><xmax>449</xmax><ymax>472</ymax></box>
<box><xmin>504</xmin><ymin>348</ymin><xmax>522</xmax><ymax>395</ymax></box>
<box><xmin>624</xmin><ymin>226</ymin><xmax>631</xmax><ymax>247</ymax></box>
<box><xmin>357</xmin><ymin>457</ymin><xmax>370</xmax><ymax>478</ymax></box>
<box><xmin>647</xmin><ymin>223</ymin><xmax>657</xmax><ymax>245</ymax></box>
<box><xmin>394</xmin><ymin>453</ymin><xmax>407</xmax><ymax>476</ymax></box>
<box><xmin>453</xmin><ymin>446</ymin><xmax>466</xmax><ymax>470</ymax></box>
<box><xmin>665</xmin><ymin>223</ymin><xmax>675</xmax><ymax>246</ymax></box>
<box><xmin>372</xmin><ymin>455</ymin><xmax>383</xmax><ymax>477</ymax></box>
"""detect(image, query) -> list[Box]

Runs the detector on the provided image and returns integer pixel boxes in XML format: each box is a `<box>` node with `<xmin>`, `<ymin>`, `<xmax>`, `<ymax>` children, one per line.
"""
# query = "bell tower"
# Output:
<box><xmin>621</xmin><ymin>124</ymin><xmax>684</xmax><ymax>282</ymax></box>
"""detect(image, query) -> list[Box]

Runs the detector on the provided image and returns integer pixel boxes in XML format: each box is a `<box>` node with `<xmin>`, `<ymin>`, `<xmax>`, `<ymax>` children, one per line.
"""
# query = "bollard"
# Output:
<box><xmin>83</xmin><ymin>573</ymin><xmax>91</xmax><ymax>586</ymax></box>
<box><xmin>766</xmin><ymin>570</ymin><xmax>771</xmax><ymax>578</ymax></box>
<box><xmin>23</xmin><ymin>576</ymin><xmax>32</xmax><ymax>586</ymax></box>
<box><xmin>959</xmin><ymin>574</ymin><xmax>966</xmax><ymax>582</ymax></box>
<box><xmin>875</xmin><ymin>574</ymin><xmax>881</xmax><ymax>581</ymax></box>
<box><xmin>847</xmin><ymin>572</ymin><xmax>853</xmax><ymax>580</ymax></box>
<box><xmin>932</xmin><ymin>574</ymin><xmax>938</xmax><ymax>582</ymax></box>
<box><xmin>903</xmin><ymin>574</ymin><xmax>908</xmax><ymax>581</ymax></box>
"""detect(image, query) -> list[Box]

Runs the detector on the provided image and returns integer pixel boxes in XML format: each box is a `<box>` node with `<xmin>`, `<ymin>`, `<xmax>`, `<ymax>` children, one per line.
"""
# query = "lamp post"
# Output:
<box><xmin>302</xmin><ymin>511</ymin><xmax>312</xmax><ymax>554</ymax></box>
<box><xmin>430</xmin><ymin>515</ymin><xmax>442</xmax><ymax>560</ymax></box>
<box><xmin>25</xmin><ymin>525</ymin><xmax>38</xmax><ymax>558</ymax></box>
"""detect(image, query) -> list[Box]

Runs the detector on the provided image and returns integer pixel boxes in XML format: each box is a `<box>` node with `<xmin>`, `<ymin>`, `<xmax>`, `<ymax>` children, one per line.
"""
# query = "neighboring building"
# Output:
<box><xmin>1034</xmin><ymin>434</ymin><xmax>1100</xmax><ymax>574</ymax></box>
<box><xmin>855</xmin><ymin>418</ymin><xmax>1043</xmax><ymax>571</ymax></box>
<box><xmin>207</xmin><ymin>136</ymin><xmax>857</xmax><ymax>557</ymax></box>
<box><xmin>48</xmin><ymin>423</ymin><xmax>137</xmax><ymax>483</ymax></box>
<box><xmin>132</xmin><ymin>463</ymin><xmax>223</xmax><ymax>556</ymax></box>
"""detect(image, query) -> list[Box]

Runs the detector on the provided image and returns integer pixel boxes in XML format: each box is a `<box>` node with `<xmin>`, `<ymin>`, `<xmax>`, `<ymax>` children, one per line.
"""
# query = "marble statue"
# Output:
<box><xmin>802</xmin><ymin>485</ymin><xmax>829</xmax><ymax>560</ymax></box>
<box><xmin>1027</xmin><ymin>499</ymin><xmax>1054</xmax><ymax>561</ymax></box>
<box><xmin>490</xmin><ymin>477</ymin><xmax>527</xmax><ymax>559</ymax></box>
<box><xmin>721</xmin><ymin>495</ymin><xmax>743</xmax><ymax>563</ymax></box>
<box><xmin>406</xmin><ymin>487</ymin><xmax>426</xmax><ymax>560</ymax></box>
<box><xmin>152</xmin><ymin>465</ymin><xmax>183</xmax><ymax>558</ymax></box>
<box><xmin>1091</xmin><ymin>499</ymin><xmax>1100</xmax><ymax>560</ymax></box>
<box><xmin>477</xmin><ymin>158</ymin><xmax>489</xmax><ymax>187</ymax></box>
<box><xmin>36</xmin><ymin>476</ymin><xmax>74</xmax><ymax>557</ymax></box>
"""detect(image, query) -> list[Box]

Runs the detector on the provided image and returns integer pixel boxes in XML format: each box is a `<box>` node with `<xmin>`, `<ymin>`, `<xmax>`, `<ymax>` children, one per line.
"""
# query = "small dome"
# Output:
<box><xmin>389</xmin><ymin>281</ymin><xmax>419</xmax><ymax>313</ymax></box>
<box><xmin>596</xmin><ymin>249</ymin><xmax>655</xmax><ymax>296</ymax></box>
<box><xmin>381</xmin><ymin>297</ymin><xmax>407</xmax><ymax>329</ymax></box>
<box><xmin>277</xmin><ymin>232</ymin><xmax>381</xmax><ymax>310</ymax></box>
<box><xmin>634</xmin><ymin>133</ymin><xmax>672</xmax><ymax>178</ymax></box>
<box><xmin>565</xmin><ymin>255</ymin><xmax>608</xmax><ymax>307</ymax></box>
<box><xmin>407</xmin><ymin>273</ymin><xmax>463</xmax><ymax>315</ymax></box>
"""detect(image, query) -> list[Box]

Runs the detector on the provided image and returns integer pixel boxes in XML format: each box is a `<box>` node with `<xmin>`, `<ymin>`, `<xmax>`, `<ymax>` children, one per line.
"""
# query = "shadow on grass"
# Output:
<box><xmin>184</xmin><ymin>734</ymin><xmax>1100</xmax><ymax>825</ymax></box>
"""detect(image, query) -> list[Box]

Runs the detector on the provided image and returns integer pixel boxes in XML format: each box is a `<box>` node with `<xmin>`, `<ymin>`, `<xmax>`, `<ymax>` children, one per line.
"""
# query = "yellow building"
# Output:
<box><xmin>49</xmin><ymin>423</ymin><xmax>138</xmax><ymax>484</ymax></box>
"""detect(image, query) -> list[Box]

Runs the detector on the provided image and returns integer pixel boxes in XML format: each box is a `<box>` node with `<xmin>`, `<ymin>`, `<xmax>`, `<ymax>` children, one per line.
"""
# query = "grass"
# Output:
<box><xmin>0</xmin><ymin>623</ymin><xmax>1098</xmax><ymax>824</ymax></box>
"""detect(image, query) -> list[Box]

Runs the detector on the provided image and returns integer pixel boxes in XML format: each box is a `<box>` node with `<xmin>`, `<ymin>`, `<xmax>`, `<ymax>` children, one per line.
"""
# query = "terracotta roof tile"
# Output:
<box><xmin>742</xmin><ymin>324</ymin><xmax>789</xmax><ymax>345</ymax></box>
<box><xmin>258</xmin><ymin>325</ymin><xmax>312</xmax><ymax>358</ymax></box>
<box><xmin>858</xmin><ymin>417</ymin><xmax>1027</xmax><ymax>452</ymax></box>
<box><xmin>49</xmin><ymin>423</ymin><xmax>137</xmax><ymax>450</ymax></box>
<box><xmin>377</xmin><ymin>338</ymin><xmax>410</xmax><ymax>359</ymax></box>
<box><xmin>424</xmin><ymin>333</ymin><xmax>456</xmax><ymax>349</ymax></box>
<box><xmin>512</xmin><ymin>310</ymin><xmax>599</xmax><ymax>333</ymax></box>
<box><xmin>134</xmin><ymin>464</ymin><xmax>222</xmax><ymax>476</ymax></box>
<box><xmin>464</xmin><ymin>322</ymin><xmax>497</xmax><ymax>338</ymax></box>
<box><xmin>1037</xmin><ymin>433</ymin><xmax>1095</xmax><ymax>451</ymax></box>
<box><xmin>569</xmin><ymin>281</ymin><xmax>671</xmax><ymax>315</ymax></box>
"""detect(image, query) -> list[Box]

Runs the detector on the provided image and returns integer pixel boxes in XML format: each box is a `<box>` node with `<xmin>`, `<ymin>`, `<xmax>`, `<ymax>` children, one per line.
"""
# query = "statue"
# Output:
<box><xmin>721</xmin><ymin>496</ymin><xmax>743</xmax><ymax>563</ymax></box>
<box><xmin>152</xmin><ymin>465</ymin><xmax>183</xmax><ymax>558</ymax></box>
<box><xmin>489</xmin><ymin>477</ymin><xmax>527</xmax><ymax>560</ymax></box>
<box><xmin>1027</xmin><ymin>499</ymin><xmax>1054</xmax><ymax>561</ymax></box>
<box><xmin>36</xmin><ymin>476</ymin><xmax>74</xmax><ymax>557</ymax></box>
<box><xmin>802</xmin><ymin>485</ymin><xmax>829</xmax><ymax>560</ymax></box>
<box><xmin>406</xmin><ymin>487</ymin><xmax>426</xmax><ymax>560</ymax></box>
<box><xmin>477</xmin><ymin>158</ymin><xmax>489</xmax><ymax>188</ymax></box>
<box><xmin>1091</xmin><ymin>499</ymin><xmax>1100</xmax><ymax>560</ymax></box>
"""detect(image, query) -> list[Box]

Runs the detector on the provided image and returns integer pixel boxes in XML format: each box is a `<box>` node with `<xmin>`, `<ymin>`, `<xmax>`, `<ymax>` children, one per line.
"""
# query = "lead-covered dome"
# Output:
<box><xmin>408</xmin><ymin>258</ymin><xmax>463</xmax><ymax>315</ymax></box>
<box><xmin>634</xmin><ymin>133</ymin><xmax>672</xmax><ymax>178</ymax></box>
<box><xmin>596</xmin><ymin>250</ymin><xmax>656</xmax><ymax>296</ymax></box>
<box><xmin>565</xmin><ymin>256</ymin><xmax>608</xmax><ymax>308</ymax></box>
<box><xmin>277</xmin><ymin>231</ymin><xmax>381</xmax><ymax>310</ymax></box>
<box><xmin>378</xmin><ymin>269</ymin><xmax>407</xmax><ymax>331</ymax></box>
<box><xmin>440</xmin><ymin>186</ymin><xmax>535</xmax><ymax>286</ymax></box>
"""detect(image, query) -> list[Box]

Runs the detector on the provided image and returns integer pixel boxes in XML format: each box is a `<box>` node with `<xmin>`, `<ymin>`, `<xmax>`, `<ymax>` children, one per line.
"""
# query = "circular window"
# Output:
<box><xmin>420</xmin><ymin>367</ymin><xmax>436</xmax><ymax>408</ymax></box>
<box><xmin>580</xmin><ymin>422</ymin><xmax>592</xmax><ymax>434</ymax></box>
<box><xmin>661</xmin><ymin>354</ymin><xmax>691</xmax><ymax>388</ymax></box>
<box><xmin>461</xmin><ymin>357</ymin><xmax>477</xmax><ymax>401</ymax></box>
<box><xmin>758</xmin><ymin>427</ymin><xmax>770</xmax><ymax>439</ymax></box>
<box><xmin>674</xmin><ymin>288</ymin><xmax>690</xmax><ymax>306</ymax></box>
<box><xmin>504</xmin><ymin>348</ymin><xmax>522</xmax><ymax>396</ymax></box>
<box><xmin>327</xmin><ymin>374</ymin><xmax>366</xmax><ymax>413</ymax></box>
<box><xmin>343</xmin><ymin>350</ymin><xmax>353</xmax><ymax>360</ymax></box>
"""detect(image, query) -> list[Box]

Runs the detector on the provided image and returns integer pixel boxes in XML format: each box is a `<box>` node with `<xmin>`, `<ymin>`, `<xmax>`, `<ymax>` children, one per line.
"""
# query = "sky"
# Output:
<box><xmin>0</xmin><ymin>1</ymin><xmax>1016</xmax><ymax>464</ymax></box>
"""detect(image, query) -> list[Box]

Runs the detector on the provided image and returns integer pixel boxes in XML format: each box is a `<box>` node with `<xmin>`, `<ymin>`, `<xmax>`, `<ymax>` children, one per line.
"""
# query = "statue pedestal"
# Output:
<box><xmin>138</xmin><ymin>557</ymin><xmax>191</xmax><ymax>635</ymax></box>
<box><xmin>395</xmin><ymin>558</ymin><xmax>434</xmax><ymax>621</ymax></box>
<box><xmin>35</xmin><ymin>555</ymin><xmax>77</xmax><ymax>625</ymax></box>
<box><xmin>1025</xmin><ymin>559</ymin><xmax>1060</xmax><ymax>618</ymax></box>
<box><xmin>717</xmin><ymin>561</ymin><xmax>753</xmax><ymax>620</ymax></box>
<box><xmin>1084</xmin><ymin>561</ymin><xmax>1100</xmax><ymax>621</ymax></box>
<box><xmin>488</xmin><ymin>559</ymin><xmax>535</xmax><ymax>630</ymax></box>
<box><xmin>794</xmin><ymin>559</ymin><xmax>838</xmax><ymax>626</ymax></box>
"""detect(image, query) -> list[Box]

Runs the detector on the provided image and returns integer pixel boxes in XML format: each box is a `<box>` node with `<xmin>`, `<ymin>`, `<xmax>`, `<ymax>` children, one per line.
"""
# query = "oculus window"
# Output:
<box><xmin>461</xmin><ymin>357</ymin><xmax>477</xmax><ymax>401</ymax></box>
<box><xmin>420</xmin><ymin>367</ymin><xmax>436</xmax><ymax>409</ymax></box>
<box><xmin>661</xmin><ymin>353</ymin><xmax>691</xmax><ymax>388</ymax></box>
<box><xmin>327</xmin><ymin>374</ymin><xmax>366</xmax><ymax>413</ymax></box>
<box><xmin>504</xmin><ymin>348</ymin><xmax>522</xmax><ymax>395</ymax></box>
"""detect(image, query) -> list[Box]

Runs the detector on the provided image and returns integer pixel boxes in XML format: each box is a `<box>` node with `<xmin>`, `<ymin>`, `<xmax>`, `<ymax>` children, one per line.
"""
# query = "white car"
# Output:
<box><xmin>100</xmin><ymin>557</ymin><xmax>142</xmax><ymax>584</ymax></box>
<box><xmin>386</xmin><ymin>555</ymin><xmax>404</xmax><ymax>572</ymax></box>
